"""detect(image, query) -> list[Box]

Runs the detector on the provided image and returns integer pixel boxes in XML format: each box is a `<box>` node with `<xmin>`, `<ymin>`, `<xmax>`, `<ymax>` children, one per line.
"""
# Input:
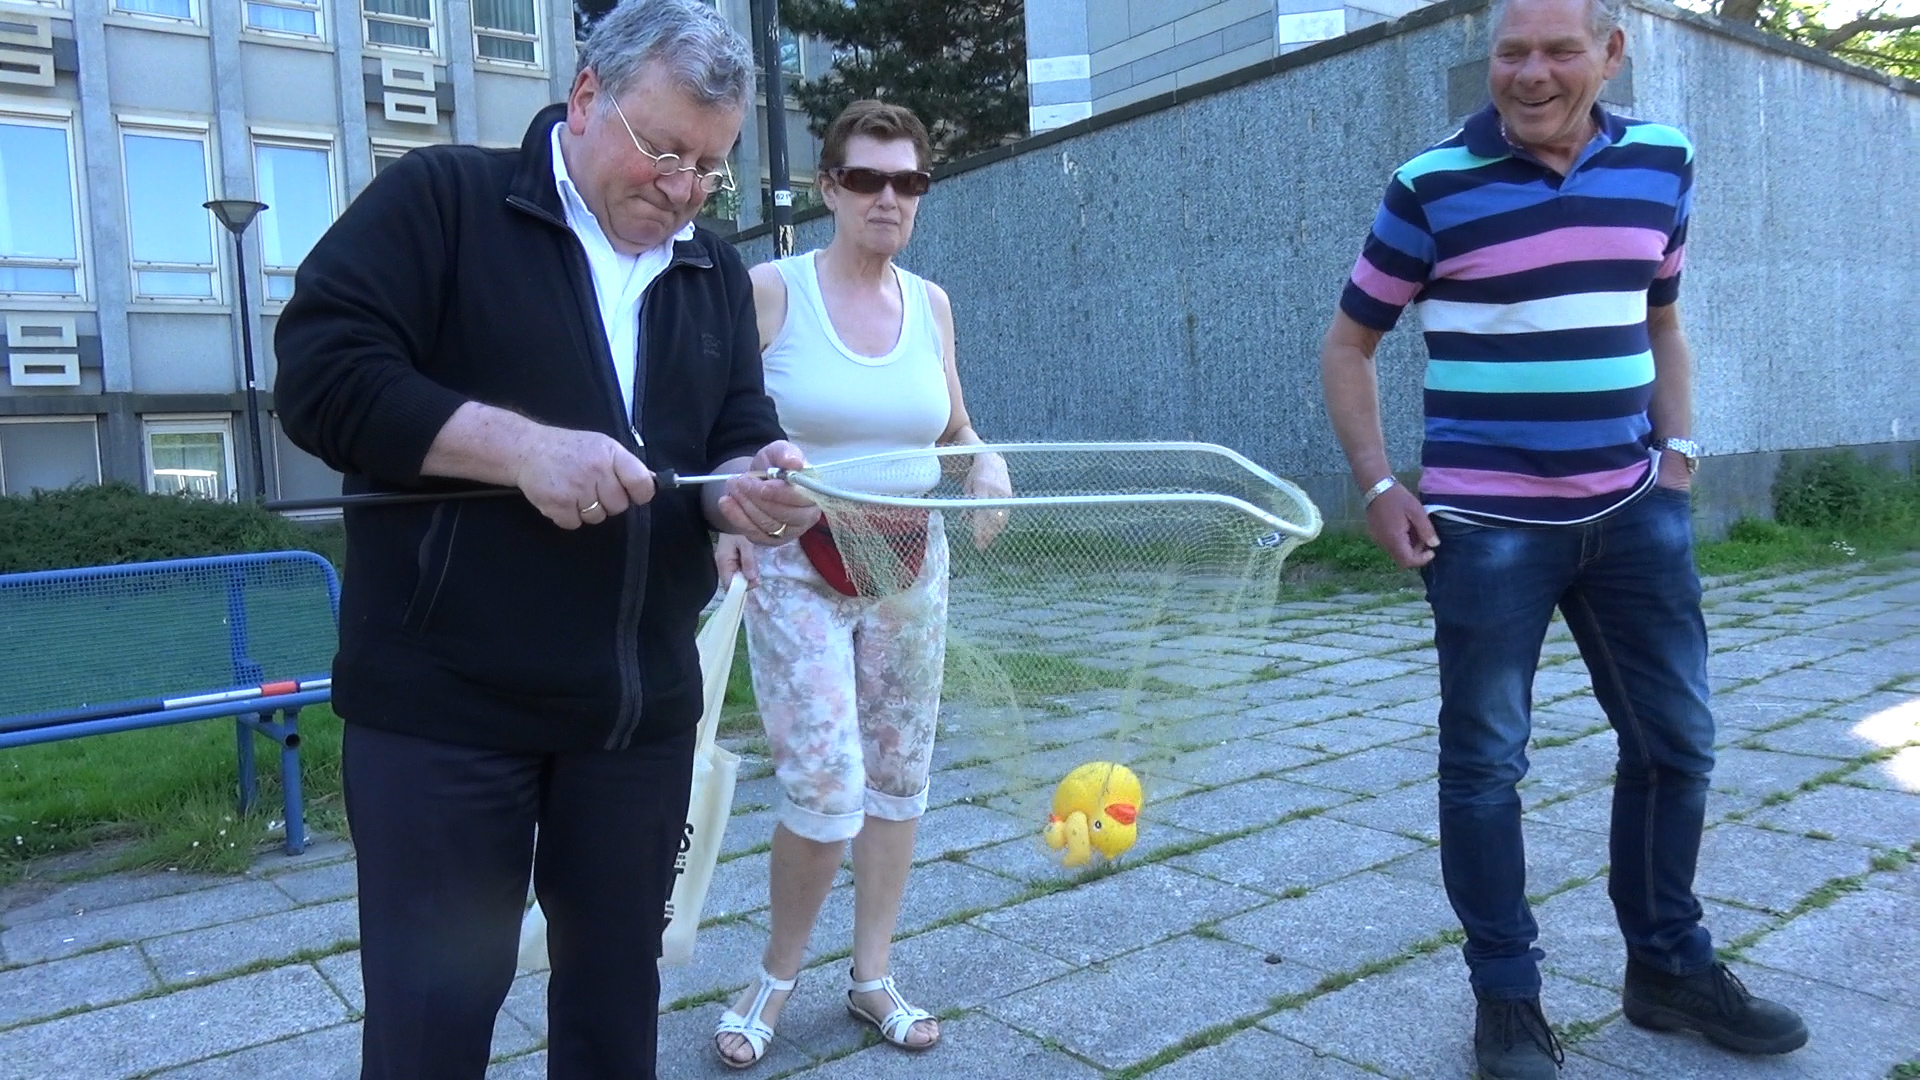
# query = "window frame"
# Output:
<box><xmin>0</xmin><ymin>416</ymin><xmax>102</xmax><ymax>497</ymax></box>
<box><xmin>369</xmin><ymin>135</ymin><xmax>432</xmax><ymax>177</ymax></box>
<box><xmin>472</xmin><ymin>0</ymin><xmax>539</xmax><ymax>69</ymax></box>
<box><xmin>243</xmin><ymin>0</ymin><xmax>326</xmax><ymax>41</ymax></box>
<box><xmin>0</xmin><ymin>105</ymin><xmax>87</xmax><ymax>303</ymax></box>
<box><xmin>118</xmin><ymin>118</ymin><xmax>222</xmax><ymax>306</ymax></box>
<box><xmin>250</xmin><ymin>133</ymin><xmax>339</xmax><ymax>307</ymax></box>
<box><xmin>109</xmin><ymin>0</ymin><xmax>200</xmax><ymax>27</ymax></box>
<box><xmin>362</xmin><ymin>0</ymin><xmax>436</xmax><ymax>57</ymax></box>
<box><xmin>142</xmin><ymin>414</ymin><xmax>236</xmax><ymax>501</ymax></box>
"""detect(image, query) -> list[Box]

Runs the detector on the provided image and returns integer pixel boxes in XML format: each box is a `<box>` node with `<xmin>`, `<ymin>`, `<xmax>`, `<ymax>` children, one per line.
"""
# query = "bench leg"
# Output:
<box><xmin>236</xmin><ymin>716</ymin><xmax>259</xmax><ymax>816</ymax></box>
<box><xmin>279</xmin><ymin>707</ymin><xmax>307</xmax><ymax>856</ymax></box>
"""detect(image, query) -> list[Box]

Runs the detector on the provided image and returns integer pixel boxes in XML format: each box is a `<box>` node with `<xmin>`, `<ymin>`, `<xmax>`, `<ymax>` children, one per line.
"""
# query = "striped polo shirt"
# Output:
<box><xmin>1341</xmin><ymin>104</ymin><xmax>1694</xmax><ymax>525</ymax></box>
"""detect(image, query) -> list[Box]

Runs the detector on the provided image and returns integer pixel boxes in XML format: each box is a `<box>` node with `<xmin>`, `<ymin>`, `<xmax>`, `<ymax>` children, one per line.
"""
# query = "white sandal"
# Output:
<box><xmin>714</xmin><ymin>967</ymin><xmax>797</xmax><ymax>1069</ymax></box>
<box><xmin>846</xmin><ymin>969</ymin><xmax>939</xmax><ymax>1050</ymax></box>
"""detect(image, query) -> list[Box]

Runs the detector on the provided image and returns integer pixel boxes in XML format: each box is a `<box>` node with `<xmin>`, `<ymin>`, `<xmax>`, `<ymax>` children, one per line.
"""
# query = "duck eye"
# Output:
<box><xmin>1092</xmin><ymin>820</ymin><xmax>1102</xmax><ymax>829</ymax></box>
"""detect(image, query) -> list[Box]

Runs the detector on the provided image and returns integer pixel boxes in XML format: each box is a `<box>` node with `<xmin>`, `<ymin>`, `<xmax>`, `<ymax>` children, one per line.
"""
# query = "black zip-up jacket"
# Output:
<box><xmin>275</xmin><ymin>104</ymin><xmax>783</xmax><ymax>752</ymax></box>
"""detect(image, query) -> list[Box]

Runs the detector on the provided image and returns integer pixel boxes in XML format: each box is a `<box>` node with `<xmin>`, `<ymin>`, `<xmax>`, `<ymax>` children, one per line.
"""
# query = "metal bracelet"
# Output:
<box><xmin>1361</xmin><ymin>475</ymin><xmax>1398</xmax><ymax>508</ymax></box>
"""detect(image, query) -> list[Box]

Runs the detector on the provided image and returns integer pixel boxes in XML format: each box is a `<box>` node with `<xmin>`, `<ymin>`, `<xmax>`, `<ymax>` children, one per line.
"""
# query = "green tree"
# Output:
<box><xmin>779</xmin><ymin>0</ymin><xmax>1027</xmax><ymax>163</ymax></box>
<box><xmin>1714</xmin><ymin>0</ymin><xmax>1920</xmax><ymax>79</ymax></box>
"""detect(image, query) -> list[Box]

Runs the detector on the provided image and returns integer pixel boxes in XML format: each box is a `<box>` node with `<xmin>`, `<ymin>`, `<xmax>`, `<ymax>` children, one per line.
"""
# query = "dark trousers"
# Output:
<box><xmin>1421</xmin><ymin>487</ymin><xmax>1718</xmax><ymax>1000</ymax></box>
<box><xmin>344</xmin><ymin>721</ymin><xmax>697</xmax><ymax>1080</ymax></box>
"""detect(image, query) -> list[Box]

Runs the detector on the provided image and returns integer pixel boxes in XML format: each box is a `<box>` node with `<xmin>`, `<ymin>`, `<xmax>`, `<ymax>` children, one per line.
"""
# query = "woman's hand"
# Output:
<box><xmin>965</xmin><ymin>451</ymin><xmax>1012</xmax><ymax>551</ymax></box>
<box><xmin>714</xmin><ymin>531</ymin><xmax>761</xmax><ymax>588</ymax></box>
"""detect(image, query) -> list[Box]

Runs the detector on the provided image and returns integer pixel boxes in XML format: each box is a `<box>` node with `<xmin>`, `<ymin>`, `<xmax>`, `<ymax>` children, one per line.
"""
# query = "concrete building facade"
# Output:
<box><xmin>1026</xmin><ymin>0</ymin><xmax>1440</xmax><ymax>132</ymax></box>
<box><xmin>0</xmin><ymin>0</ymin><xmax>576</xmax><ymax>502</ymax></box>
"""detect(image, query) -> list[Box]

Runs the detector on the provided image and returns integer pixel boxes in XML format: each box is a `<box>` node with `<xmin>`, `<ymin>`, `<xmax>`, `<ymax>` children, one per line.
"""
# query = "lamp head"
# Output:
<box><xmin>204</xmin><ymin>198</ymin><xmax>268</xmax><ymax>233</ymax></box>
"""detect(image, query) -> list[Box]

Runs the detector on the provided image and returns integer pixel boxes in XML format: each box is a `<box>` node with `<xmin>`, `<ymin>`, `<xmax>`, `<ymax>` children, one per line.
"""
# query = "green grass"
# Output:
<box><xmin>0</xmin><ymin>704</ymin><xmax>343</xmax><ymax>883</ymax></box>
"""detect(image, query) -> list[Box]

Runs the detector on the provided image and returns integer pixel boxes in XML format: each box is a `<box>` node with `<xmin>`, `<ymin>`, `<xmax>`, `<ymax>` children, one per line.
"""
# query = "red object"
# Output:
<box><xmin>1105</xmin><ymin>802</ymin><xmax>1137</xmax><ymax>825</ymax></box>
<box><xmin>797</xmin><ymin>511</ymin><xmax>929</xmax><ymax>598</ymax></box>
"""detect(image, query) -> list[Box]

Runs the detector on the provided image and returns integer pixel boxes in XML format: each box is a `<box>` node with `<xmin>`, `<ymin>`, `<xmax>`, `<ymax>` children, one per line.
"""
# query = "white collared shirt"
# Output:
<box><xmin>549</xmin><ymin>122</ymin><xmax>692</xmax><ymax>429</ymax></box>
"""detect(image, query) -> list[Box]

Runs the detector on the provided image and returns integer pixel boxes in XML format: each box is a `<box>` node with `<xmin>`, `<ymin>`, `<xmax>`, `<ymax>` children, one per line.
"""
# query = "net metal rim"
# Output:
<box><xmin>784</xmin><ymin>441</ymin><xmax>1325</xmax><ymax>542</ymax></box>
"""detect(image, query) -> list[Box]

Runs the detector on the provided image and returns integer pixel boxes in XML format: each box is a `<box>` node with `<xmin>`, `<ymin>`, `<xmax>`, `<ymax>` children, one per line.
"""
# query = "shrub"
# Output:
<box><xmin>0</xmin><ymin>483</ymin><xmax>338</xmax><ymax>573</ymax></box>
<box><xmin>1772</xmin><ymin>451</ymin><xmax>1918</xmax><ymax>533</ymax></box>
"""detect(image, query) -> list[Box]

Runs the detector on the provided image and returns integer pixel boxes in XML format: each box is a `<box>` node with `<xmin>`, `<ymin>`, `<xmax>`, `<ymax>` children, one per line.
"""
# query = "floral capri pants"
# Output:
<box><xmin>743</xmin><ymin>514</ymin><xmax>948</xmax><ymax>843</ymax></box>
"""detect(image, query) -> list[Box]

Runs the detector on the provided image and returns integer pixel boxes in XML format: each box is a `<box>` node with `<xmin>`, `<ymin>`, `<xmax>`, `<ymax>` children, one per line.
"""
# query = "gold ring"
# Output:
<box><xmin>768</xmin><ymin>522</ymin><xmax>788</xmax><ymax>537</ymax></box>
<box><xmin>582</xmin><ymin>499</ymin><xmax>601</xmax><ymax>514</ymax></box>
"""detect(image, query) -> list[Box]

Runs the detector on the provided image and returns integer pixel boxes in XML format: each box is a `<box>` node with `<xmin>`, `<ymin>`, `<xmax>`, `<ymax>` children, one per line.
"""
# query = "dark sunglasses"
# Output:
<box><xmin>830</xmin><ymin>166</ymin><xmax>931</xmax><ymax>197</ymax></box>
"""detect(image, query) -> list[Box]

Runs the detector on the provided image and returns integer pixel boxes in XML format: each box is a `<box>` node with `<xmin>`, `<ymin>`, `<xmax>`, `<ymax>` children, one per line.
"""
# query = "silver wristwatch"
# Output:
<box><xmin>1655</xmin><ymin>437</ymin><xmax>1702</xmax><ymax>473</ymax></box>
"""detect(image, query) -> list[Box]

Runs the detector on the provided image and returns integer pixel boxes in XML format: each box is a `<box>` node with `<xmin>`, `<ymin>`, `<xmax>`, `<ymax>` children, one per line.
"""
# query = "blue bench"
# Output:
<box><xmin>0</xmin><ymin>551</ymin><xmax>340</xmax><ymax>855</ymax></box>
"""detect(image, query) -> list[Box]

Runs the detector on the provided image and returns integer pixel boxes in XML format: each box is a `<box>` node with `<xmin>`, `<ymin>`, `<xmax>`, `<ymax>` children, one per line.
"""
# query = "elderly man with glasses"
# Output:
<box><xmin>275</xmin><ymin>2</ymin><xmax>815</xmax><ymax>1078</ymax></box>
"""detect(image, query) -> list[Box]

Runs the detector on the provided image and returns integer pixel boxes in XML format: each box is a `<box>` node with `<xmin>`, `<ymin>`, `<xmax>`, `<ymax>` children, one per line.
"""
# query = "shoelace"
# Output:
<box><xmin>1494</xmin><ymin>998</ymin><xmax>1568</xmax><ymax>1066</ymax></box>
<box><xmin>1708</xmin><ymin>963</ymin><xmax>1756</xmax><ymax>1012</ymax></box>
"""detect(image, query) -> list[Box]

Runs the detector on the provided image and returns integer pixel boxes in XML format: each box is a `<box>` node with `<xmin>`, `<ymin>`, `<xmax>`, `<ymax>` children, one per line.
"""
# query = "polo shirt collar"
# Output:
<box><xmin>1462</xmin><ymin>101</ymin><xmax>1625</xmax><ymax>161</ymax></box>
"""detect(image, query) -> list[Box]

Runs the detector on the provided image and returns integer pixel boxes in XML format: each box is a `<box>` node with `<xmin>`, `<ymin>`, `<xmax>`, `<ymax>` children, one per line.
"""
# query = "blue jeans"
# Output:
<box><xmin>1421</xmin><ymin>486</ymin><xmax>1717</xmax><ymax>1000</ymax></box>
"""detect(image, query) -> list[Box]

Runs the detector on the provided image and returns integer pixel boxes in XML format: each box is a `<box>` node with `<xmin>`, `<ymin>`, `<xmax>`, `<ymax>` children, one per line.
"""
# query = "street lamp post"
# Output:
<box><xmin>204</xmin><ymin>198</ymin><xmax>269</xmax><ymax>501</ymax></box>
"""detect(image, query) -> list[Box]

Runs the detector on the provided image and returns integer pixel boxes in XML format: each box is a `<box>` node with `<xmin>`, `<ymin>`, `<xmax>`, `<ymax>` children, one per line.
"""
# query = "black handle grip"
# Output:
<box><xmin>265</xmin><ymin>470</ymin><xmax>687</xmax><ymax>513</ymax></box>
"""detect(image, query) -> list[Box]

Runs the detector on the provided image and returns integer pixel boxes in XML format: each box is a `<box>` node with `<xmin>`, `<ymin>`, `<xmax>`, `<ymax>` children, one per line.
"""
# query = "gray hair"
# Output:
<box><xmin>1490</xmin><ymin>0</ymin><xmax>1626</xmax><ymax>42</ymax></box>
<box><xmin>578</xmin><ymin>0</ymin><xmax>755</xmax><ymax>112</ymax></box>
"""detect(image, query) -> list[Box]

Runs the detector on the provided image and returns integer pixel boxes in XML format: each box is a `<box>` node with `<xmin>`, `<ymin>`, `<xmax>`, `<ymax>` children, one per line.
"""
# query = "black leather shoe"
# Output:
<box><xmin>1622</xmin><ymin>959</ymin><xmax>1809</xmax><ymax>1055</ymax></box>
<box><xmin>1474</xmin><ymin>993</ymin><xmax>1564</xmax><ymax>1079</ymax></box>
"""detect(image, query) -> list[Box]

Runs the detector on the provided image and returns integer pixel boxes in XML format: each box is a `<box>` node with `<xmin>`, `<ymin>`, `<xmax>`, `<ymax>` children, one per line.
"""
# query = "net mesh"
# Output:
<box><xmin>0</xmin><ymin>553</ymin><xmax>339</xmax><ymax>731</ymax></box>
<box><xmin>787</xmin><ymin>443</ymin><xmax>1322</xmax><ymax>873</ymax></box>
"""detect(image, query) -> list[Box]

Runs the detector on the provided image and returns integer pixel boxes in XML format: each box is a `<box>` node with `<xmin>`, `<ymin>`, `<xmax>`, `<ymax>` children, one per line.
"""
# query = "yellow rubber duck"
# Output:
<box><xmin>1043</xmin><ymin>761</ymin><xmax>1143</xmax><ymax>868</ymax></box>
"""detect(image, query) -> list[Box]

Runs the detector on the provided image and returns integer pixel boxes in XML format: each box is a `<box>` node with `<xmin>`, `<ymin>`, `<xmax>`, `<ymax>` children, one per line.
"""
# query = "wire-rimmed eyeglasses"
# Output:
<box><xmin>609</xmin><ymin>96</ymin><xmax>736</xmax><ymax>194</ymax></box>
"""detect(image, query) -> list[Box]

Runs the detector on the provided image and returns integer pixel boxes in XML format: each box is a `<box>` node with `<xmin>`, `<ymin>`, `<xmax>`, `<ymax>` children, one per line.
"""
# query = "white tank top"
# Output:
<box><xmin>762</xmin><ymin>251</ymin><xmax>950</xmax><ymax>494</ymax></box>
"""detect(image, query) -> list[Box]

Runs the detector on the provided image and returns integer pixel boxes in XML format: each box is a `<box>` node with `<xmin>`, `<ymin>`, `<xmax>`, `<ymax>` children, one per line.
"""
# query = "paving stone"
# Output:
<box><xmin>1251</xmin><ymin>641</ymin><xmax>1366</xmax><ymax>664</ymax></box>
<box><xmin>658</xmin><ymin>919</ymin><xmax>773</xmax><ymax>1010</ymax></box>
<box><xmin>1279</xmin><ymin>745</ymin><xmax>1436</xmax><ymax>795</ymax></box>
<box><xmin>1293</xmin><ymin>631</ymin><xmax>1415</xmax><ymax>653</ymax></box>
<box><xmin>487</xmin><ymin>1051</ymin><xmax>545</xmax><ymax>1080</ymax></box>
<box><xmin>1141</xmin><ymin>662</ymin><xmax>1250</xmax><ymax>689</ymax></box>
<box><xmin>314</xmin><ymin>951</ymin><xmax>361</xmax><ymax>1012</ymax></box>
<box><xmin>957</xmin><ymin>818</ymin><xmax>1207</xmax><ymax>883</ymax></box>
<box><xmin>1216</xmin><ymin>870</ymin><xmax>1456</xmax><ymax>973</ymax></box>
<box><xmin>1261</xmin><ymin>949</ymin><xmax>1617</xmax><ymax>1080</ymax></box>
<box><xmin>1749</xmin><ymin>784</ymin><xmax>1920</xmax><ymax>850</ymax></box>
<box><xmin>268</xmin><ymin>862</ymin><xmax>357</xmax><ymax>906</ymax></box>
<box><xmin>1150</xmin><ymin>777</ymin><xmax>1348</xmax><ymax>835</ymax></box>
<box><xmin>0</xmin><ymin>944</ymin><xmax>156</xmax><ymax>1028</ymax></box>
<box><xmin>1137</xmin><ymin>736</ymin><xmax>1324</xmax><ymax>786</ymax></box>
<box><xmin>0</xmin><ymin>879</ymin><xmax>297</xmax><ymax>964</ymax></box>
<box><xmin>985</xmin><ymin>934</ymin><xmax>1301</xmax><ymax>1070</ymax></box>
<box><xmin>1324</xmin><ymin>781</ymin><xmax>1438</xmax><ymax>841</ymax></box>
<box><xmin>1261</xmin><ymin>716</ymin><xmax>1430</xmax><ymax>756</ymax></box>
<box><xmin>1835</xmin><ymin>692</ymin><xmax>1920</xmax><ymax>745</ymax></box>
<box><xmin>1337</xmin><ymin>671</ymin><xmax>1440</xmax><ymax>706</ymax></box>
<box><xmin>1709</xmin><ymin>747</ymin><xmax>1849</xmax><ymax>811</ymax></box>
<box><xmin>908</xmin><ymin>804</ymin><xmax>1030</xmax><ymax>861</ymax></box>
<box><xmin>145</xmin><ymin>1022</ymin><xmax>362</xmax><ymax>1079</ymax></box>
<box><xmin>1710</xmin><ymin>648</ymin><xmax>1817</xmax><ymax>682</ymax></box>
<box><xmin>795</xmin><ymin>859</ymin><xmax>1029</xmax><ymax>966</ymax></box>
<box><xmin>0</xmin><ymin>870</ymin><xmax>229</xmax><ymax>928</ymax></box>
<box><xmin>1744</xmin><ymin>885</ymin><xmax>1920</xmax><ymax>1010</ymax></box>
<box><xmin>657</xmin><ymin>1002</ymin><xmax>810</xmax><ymax>1079</ymax></box>
<box><xmin>971</xmin><ymin>862</ymin><xmax>1266</xmax><ymax>965</ymax></box>
<box><xmin>1711</xmin><ymin>692</ymin><xmax>1821</xmax><ymax>732</ymax></box>
<box><xmin>0</xmin><ymin>963</ymin><xmax>350</xmax><ymax>1080</ymax></box>
<box><xmin>488</xmin><ymin>1007</ymin><xmax>542</xmax><ymax>1060</ymax></box>
<box><xmin>1536</xmin><ymin>877</ymin><xmax>1627</xmax><ymax>987</ymax></box>
<box><xmin>700</xmin><ymin>852</ymin><xmax>772</xmax><ymax>924</ymax></box>
<box><xmin>876</xmin><ymin>921</ymin><xmax>1074</xmax><ymax>1015</ymax></box>
<box><xmin>1521</xmin><ymin>734</ymin><xmax>1621</xmax><ymax>802</ymax></box>
<box><xmin>1532</xmin><ymin>667</ymin><xmax>1597</xmax><ymax>702</ymax></box>
<box><xmin>1236</xmin><ymin>693</ymin><xmax>1374</xmax><ymax>726</ymax></box>
<box><xmin>1526</xmin><ymin>785</ymin><xmax>1616</xmax><ymax>835</ymax></box>
<box><xmin>1751</xmin><ymin>714</ymin><xmax>1893</xmax><ymax>761</ymax></box>
<box><xmin>1135</xmin><ymin>1025</ymin><xmax>1378</xmax><ymax>1079</ymax></box>
<box><xmin>1525</xmin><ymin>820</ymin><xmax>1611</xmax><ymax>896</ymax></box>
<box><xmin>499</xmin><ymin>969</ymin><xmax>546</xmax><ymax>1033</ymax></box>
<box><xmin>1857</xmin><ymin>745</ymin><xmax>1920</xmax><ymax>793</ymax></box>
<box><xmin>143</xmin><ymin>899</ymin><xmax>358</xmax><ymax>984</ymax></box>
<box><xmin>1694</xmin><ymin>824</ymin><xmax>1878</xmax><ymax>915</ymax></box>
<box><xmin>1169</xmin><ymin>816</ymin><xmax>1426</xmax><ymax>897</ymax></box>
<box><xmin>1574</xmin><ymin>965</ymin><xmax>1920</xmax><ymax>1079</ymax></box>
<box><xmin>781</xmin><ymin>1011</ymin><xmax>1106</xmax><ymax>1080</ymax></box>
<box><xmin>1293</xmin><ymin>658</ymin><xmax>1428</xmax><ymax>687</ymax></box>
<box><xmin>719</xmin><ymin>809</ymin><xmax>778</xmax><ymax>858</ymax></box>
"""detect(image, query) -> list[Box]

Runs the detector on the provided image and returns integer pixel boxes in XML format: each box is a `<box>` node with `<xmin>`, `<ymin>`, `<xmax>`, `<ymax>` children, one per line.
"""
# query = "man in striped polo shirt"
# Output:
<box><xmin>1319</xmin><ymin>0</ymin><xmax>1807</xmax><ymax>1074</ymax></box>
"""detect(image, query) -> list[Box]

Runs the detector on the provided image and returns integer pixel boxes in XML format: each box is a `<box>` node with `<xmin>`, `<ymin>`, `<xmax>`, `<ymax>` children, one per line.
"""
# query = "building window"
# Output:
<box><xmin>0</xmin><ymin>418</ymin><xmax>100</xmax><ymax>496</ymax></box>
<box><xmin>113</xmin><ymin>0</ymin><xmax>196</xmax><ymax>21</ymax></box>
<box><xmin>144</xmin><ymin>417</ymin><xmax>234</xmax><ymax>499</ymax></box>
<box><xmin>121</xmin><ymin>128</ymin><xmax>218</xmax><ymax>301</ymax></box>
<box><xmin>474</xmin><ymin>0</ymin><xmax>537</xmax><ymax>64</ymax></box>
<box><xmin>780</xmin><ymin>27</ymin><xmax>802</xmax><ymax>79</ymax></box>
<box><xmin>246</xmin><ymin>0</ymin><xmax>322</xmax><ymax>37</ymax></box>
<box><xmin>253</xmin><ymin>142</ymin><xmax>334</xmax><ymax>301</ymax></box>
<box><xmin>364</xmin><ymin>0</ymin><xmax>433</xmax><ymax>52</ymax></box>
<box><xmin>0</xmin><ymin>116</ymin><xmax>83</xmax><ymax>298</ymax></box>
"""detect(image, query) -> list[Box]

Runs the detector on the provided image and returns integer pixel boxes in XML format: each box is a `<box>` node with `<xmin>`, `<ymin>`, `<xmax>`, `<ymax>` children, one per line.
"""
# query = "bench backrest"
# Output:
<box><xmin>0</xmin><ymin>551</ymin><xmax>339</xmax><ymax>733</ymax></box>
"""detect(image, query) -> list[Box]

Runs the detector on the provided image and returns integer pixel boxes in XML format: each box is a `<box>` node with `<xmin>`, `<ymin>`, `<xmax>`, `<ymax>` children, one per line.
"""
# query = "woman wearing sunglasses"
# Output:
<box><xmin>712</xmin><ymin>99</ymin><xmax>1009</xmax><ymax>1068</ymax></box>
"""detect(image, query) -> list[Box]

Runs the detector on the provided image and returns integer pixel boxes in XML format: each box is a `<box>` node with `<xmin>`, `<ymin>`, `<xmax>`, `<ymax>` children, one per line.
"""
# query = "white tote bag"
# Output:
<box><xmin>518</xmin><ymin>574</ymin><xmax>749</xmax><ymax>971</ymax></box>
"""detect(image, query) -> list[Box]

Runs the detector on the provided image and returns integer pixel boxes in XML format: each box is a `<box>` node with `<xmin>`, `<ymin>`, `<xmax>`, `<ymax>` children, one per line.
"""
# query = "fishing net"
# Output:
<box><xmin>780</xmin><ymin>442</ymin><xmax>1323</xmax><ymax>873</ymax></box>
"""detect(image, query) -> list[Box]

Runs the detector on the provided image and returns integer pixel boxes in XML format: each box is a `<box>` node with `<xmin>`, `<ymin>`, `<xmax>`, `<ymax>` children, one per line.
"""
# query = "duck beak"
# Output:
<box><xmin>1105</xmin><ymin>802</ymin><xmax>1137</xmax><ymax>825</ymax></box>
